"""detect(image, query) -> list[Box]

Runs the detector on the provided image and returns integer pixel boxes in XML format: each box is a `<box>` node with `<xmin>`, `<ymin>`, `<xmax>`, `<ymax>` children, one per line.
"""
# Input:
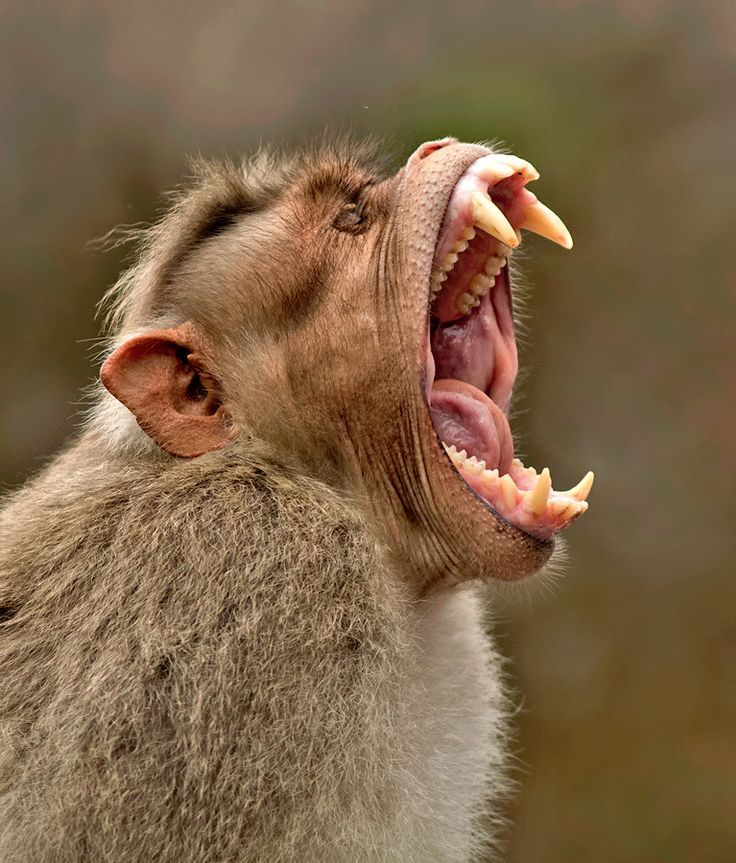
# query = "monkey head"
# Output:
<box><xmin>100</xmin><ymin>138</ymin><xmax>593</xmax><ymax>591</ymax></box>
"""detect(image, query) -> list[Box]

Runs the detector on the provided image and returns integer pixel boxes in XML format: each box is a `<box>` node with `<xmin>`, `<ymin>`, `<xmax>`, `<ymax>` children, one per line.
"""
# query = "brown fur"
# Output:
<box><xmin>0</xmin><ymin>140</ymin><xmax>518</xmax><ymax>861</ymax></box>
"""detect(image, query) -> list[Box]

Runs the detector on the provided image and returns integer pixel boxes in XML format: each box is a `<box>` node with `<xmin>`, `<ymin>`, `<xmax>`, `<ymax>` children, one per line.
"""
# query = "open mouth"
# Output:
<box><xmin>426</xmin><ymin>152</ymin><xmax>594</xmax><ymax>541</ymax></box>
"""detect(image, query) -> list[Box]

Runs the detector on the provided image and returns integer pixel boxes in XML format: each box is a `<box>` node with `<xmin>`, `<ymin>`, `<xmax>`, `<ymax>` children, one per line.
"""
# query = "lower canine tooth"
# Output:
<box><xmin>525</xmin><ymin>467</ymin><xmax>551</xmax><ymax>516</ymax></box>
<box><xmin>563</xmin><ymin>471</ymin><xmax>594</xmax><ymax>501</ymax></box>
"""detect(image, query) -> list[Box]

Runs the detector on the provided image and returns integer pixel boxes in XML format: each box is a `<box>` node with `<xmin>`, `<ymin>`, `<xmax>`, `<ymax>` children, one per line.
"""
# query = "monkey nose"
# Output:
<box><xmin>407</xmin><ymin>138</ymin><xmax>458</xmax><ymax>165</ymax></box>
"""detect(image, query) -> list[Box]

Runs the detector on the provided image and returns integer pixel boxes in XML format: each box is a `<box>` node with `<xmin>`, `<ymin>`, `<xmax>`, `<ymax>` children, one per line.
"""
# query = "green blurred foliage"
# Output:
<box><xmin>1</xmin><ymin>2</ymin><xmax>735</xmax><ymax>860</ymax></box>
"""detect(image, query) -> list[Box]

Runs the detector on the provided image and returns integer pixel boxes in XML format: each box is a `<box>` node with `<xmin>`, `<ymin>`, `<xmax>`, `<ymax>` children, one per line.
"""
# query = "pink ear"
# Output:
<box><xmin>100</xmin><ymin>322</ymin><xmax>233</xmax><ymax>458</ymax></box>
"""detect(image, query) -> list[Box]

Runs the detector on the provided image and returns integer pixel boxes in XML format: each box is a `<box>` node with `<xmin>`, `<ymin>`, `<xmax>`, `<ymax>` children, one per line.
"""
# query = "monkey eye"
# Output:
<box><xmin>333</xmin><ymin>188</ymin><xmax>371</xmax><ymax>234</ymax></box>
<box><xmin>333</xmin><ymin>202</ymin><xmax>367</xmax><ymax>234</ymax></box>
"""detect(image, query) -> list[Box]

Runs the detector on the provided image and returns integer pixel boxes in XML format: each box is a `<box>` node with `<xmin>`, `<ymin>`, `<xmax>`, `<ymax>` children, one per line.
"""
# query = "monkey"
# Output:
<box><xmin>0</xmin><ymin>137</ymin><xmax>593</xmax><ymax>862</ymax></box>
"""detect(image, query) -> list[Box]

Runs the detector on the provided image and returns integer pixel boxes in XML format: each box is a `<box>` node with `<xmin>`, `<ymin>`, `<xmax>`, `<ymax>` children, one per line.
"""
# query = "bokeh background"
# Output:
<box><xmin>2</xmin><ymin>1</ymin><xmax>735</xmax><ymax>860</ymax></box>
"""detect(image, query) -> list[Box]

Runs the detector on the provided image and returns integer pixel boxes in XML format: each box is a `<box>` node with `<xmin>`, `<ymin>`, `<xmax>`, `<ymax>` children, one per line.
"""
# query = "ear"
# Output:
<box><xmin>100</xmin><ymin>321</ymin><xmax>234</xmax><ymax>458</ymax></box>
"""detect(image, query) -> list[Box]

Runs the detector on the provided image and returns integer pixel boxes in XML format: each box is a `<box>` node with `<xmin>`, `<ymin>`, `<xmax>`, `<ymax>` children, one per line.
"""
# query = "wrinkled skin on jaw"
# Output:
<box><xmin>127</xmin><ymin>140</ymin><xmax>552</xmax><ymax>591</ymax></box>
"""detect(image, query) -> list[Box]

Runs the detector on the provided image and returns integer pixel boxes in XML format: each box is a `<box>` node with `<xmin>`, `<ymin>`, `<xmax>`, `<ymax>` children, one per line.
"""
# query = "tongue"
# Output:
<box><xmin>429</xmin><ymin>379</ymin><xmax>514</xmax><ymax>474</ymax></box>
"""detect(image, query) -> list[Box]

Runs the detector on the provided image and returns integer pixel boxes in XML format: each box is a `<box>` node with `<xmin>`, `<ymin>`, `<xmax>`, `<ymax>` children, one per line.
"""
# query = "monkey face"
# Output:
<box><xmin>101</xmin><ymin>138</ymin><xmax>592</xmax><ymax>590</ymax></box>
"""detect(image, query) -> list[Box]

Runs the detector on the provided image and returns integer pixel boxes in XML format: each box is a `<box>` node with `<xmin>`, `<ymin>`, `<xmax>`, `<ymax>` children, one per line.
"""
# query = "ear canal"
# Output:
<box><xmin>100</xmin><ymin>321</ymin><xmax>234</xmax><ymax>458</ymax></box>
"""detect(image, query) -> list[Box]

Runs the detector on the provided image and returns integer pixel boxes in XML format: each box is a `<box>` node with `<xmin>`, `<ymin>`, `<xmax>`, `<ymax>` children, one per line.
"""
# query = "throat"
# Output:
<box><xmin>427</xmin><ymin>269</ymin><xmax>518</xmax><ymax>475</ymax></box>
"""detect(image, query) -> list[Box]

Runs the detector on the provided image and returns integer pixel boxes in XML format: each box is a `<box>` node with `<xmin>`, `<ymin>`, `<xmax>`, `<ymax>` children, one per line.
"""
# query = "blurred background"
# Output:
<box><xmin>1</xmin><ymin>1</ymin><xmax>734</xmax><ymax>859</ymax></box>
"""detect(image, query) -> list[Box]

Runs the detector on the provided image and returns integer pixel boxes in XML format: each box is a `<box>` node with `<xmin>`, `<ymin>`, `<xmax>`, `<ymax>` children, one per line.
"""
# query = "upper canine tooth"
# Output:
<box><xmin>563</xmin><ymin>471</ymin><xmax>594</xmax><ymax>501</ymax></box>
<box><xmin>525</xmin><ymin>467</ymin><xmax>551</xmax><ymax>516</ymax></box>
<box><xmin>470</xmin><ymin>191</ymin><xmax>519</xmax><ymax>248</ymax></box>
<box><xmin>520</xmin><ymin>200</ymin><xmax>573</xmax><ymax>249</ymax></box>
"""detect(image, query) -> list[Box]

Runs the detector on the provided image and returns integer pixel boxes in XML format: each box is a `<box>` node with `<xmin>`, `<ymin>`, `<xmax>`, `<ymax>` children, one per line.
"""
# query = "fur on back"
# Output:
<box><xmin>0</xmin><ymin>435</ymin><xmax>508</xmax><ymax>862</ymax></box>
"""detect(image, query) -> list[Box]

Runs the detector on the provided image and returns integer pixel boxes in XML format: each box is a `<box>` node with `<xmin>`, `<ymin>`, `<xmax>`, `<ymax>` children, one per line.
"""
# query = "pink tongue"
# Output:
<box><xmin>429</xmin><ymin>379</ymin><xmax>513</xmax><ymax>474</ymax></box>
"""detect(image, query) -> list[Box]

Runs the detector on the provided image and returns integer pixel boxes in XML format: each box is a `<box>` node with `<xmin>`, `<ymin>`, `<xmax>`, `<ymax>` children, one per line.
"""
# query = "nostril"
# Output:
<box><xmin>410</xmin><ymin>138</ymin><xmax>457</xmax><ymax>164</ymax></box>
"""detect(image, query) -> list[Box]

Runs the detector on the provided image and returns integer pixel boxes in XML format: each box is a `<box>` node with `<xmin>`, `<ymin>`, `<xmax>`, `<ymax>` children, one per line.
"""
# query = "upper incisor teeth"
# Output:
<box><xmin>493</xmin><ymin>154</ymin><xmax>540</xmax><ymax>181</ymax></box>
<box><xmin>520</xmin><ymin>199</ymin><xmax>573</xmax><ymax>249</ymax></box>
<box><xmin>470</xmin><ymin>191</ymin><xmax>519</xmax><ymax>248</ymax></box>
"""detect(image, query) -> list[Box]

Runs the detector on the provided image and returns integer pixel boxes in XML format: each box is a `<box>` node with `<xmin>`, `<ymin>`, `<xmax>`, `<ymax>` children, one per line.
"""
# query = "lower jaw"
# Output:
<box><xmin>444</xmin><ymin>446</ymin><xmax>588</xmax><ymax>541</ymax></box>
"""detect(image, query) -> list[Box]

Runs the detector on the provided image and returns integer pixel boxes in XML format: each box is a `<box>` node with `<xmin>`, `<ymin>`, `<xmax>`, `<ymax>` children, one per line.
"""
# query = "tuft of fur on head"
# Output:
<box><xmin>97</xmin><ymin>136</ymin><xmax>389</xmax><ymax>337</ymax></box>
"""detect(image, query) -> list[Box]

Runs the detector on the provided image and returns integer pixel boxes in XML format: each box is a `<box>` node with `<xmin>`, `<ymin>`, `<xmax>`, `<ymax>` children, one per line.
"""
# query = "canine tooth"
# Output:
<box><xmin>525</xmin><ymin>467</ymin><xmax>551</xmax><ymax>516</ymax></box>
<box><xmin>470</xmin><ymin>191</ymin><xmax>519</xmax><ymax>248</ymax></box>
<box><xmin>563</xmin><ymin>471</ymin><xmax>594</xmax><ymax>501</ymax></box>
<box><xmin>469</xmin><ymin>274</ymin><xmax>493</xmax><ymax>296</ymax></box>
<box><xmin>521</xmin><ymin>200</ymin><xmax>573</xmax><ymax>249</ymax></box>
<box><xmin>499</xmin><ymin>475</ymin><xmax>518</xmax><ymax>509</ymax></box>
